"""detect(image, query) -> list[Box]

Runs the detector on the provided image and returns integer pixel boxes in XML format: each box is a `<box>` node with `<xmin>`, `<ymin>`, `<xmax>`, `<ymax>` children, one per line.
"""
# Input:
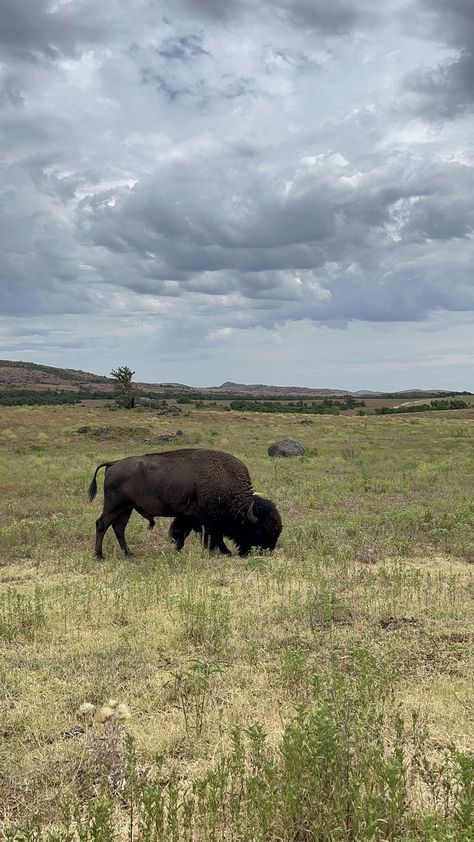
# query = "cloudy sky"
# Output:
<box><xmin>0</xmin><ymin>0</ymin><xmax>473</xmax><ymax>390</ymax></box>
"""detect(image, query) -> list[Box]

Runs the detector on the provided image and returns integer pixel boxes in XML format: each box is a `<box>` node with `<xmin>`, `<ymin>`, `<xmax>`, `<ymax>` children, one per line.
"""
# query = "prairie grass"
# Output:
<box><xmin>0</xmin><ymin>403</ymin><xmax>473</xmax><ymax>839</ymax></box>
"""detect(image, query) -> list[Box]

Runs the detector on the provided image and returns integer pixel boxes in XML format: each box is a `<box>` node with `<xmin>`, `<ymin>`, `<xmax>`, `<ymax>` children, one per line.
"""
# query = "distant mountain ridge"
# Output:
<box><xmin>0</xmin><ymin>359</ymin><xmax>463</xmax><ymax>398</ymax></box>
<box><xmin>207</xmin><ymin>381</ymin><xmax>350</xmax><ymax>396</ymax></box>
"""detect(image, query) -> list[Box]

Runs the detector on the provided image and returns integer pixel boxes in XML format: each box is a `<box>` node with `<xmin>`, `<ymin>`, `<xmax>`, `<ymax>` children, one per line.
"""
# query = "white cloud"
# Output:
<box><xmin>0</xmin><ymin>0</ymin><xmax>473</xmax><ymax>389</ymax></box>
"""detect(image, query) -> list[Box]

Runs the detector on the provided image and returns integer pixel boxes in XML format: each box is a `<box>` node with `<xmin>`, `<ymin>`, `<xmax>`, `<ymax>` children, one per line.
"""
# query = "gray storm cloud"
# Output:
<box><xmin>0</xmin><ymin>0</ymin><xmax>473</xmax><ymax>361</ymax></box>
<box><xmin>404</xmin><ymin>0</ymin><xmax>474</xmax><ymax>117</ymax></box>
<box><xmin>75</xmin><ymin>149</ymin><xmax>474</xmax><ymax>323</ymax></box>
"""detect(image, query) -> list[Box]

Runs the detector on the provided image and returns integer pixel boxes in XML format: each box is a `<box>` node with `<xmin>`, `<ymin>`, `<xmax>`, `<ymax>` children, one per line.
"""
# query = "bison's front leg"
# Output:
<box><xmin>237</xmin><ymin>544</ymin><xmax>251</xmax><ymax>557</ymax></box>
<box><xmin>219</xmin><ymin>539</ymin><xmax>232</xmax><ymax>555</ymax></box>
<box><xmin>204</xmin><ymin>529</ymin><xmax>231</xmax><ymax>556</ymax></box>
<box><xmin>169</xmin><ymin>517</ymin><xmax>193</xmax><ymax>551</ymax></box>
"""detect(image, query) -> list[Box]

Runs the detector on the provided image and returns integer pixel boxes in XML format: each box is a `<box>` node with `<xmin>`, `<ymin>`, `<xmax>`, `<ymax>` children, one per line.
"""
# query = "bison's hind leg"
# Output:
<box><xmin>95</xmin><ymin>514</ymin><xmax>107</xmax><ymax>559</ymax></box>
<box><xmin>95</xmin><ymin>506</ymin><xmax>133</xmax><ymax>558</ymax></box>
<box><xmin>112</xmin><ymin>508</ymin><xmax>134</xmax><ymax>556</ymax></box>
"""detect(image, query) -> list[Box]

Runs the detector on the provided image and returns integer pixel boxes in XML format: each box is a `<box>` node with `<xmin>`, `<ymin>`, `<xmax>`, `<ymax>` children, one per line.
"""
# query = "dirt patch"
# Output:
<box><xmin>379</xmin><ymin>616</ymin><xmax>422</xmax><ymax>630</ymax></box>
<box><xmin>0</xmin><ymin>557</ymin><xmax>36</xmax><ymax>574</ymax></box>
<box><xmin>439</xmin><ymin>632</ymin><xmax>473</xmax><ymax>645</ymax></box>
<box><xmin>404</xmin><ymin>555</ymin><xmax>474</xmax><ymax>573</ymax></box>
<box><xmin>356</xmin><ymin>546</ymin><xmax>380</xmax><ymax>564</ymax></box>
<box><xmin>0</xmin><ymin>571</ymin><xmax>35</xmax><ymax>584</ymax></box>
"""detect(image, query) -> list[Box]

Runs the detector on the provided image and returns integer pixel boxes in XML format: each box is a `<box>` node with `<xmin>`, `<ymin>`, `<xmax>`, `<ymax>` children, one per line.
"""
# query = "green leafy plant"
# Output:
<box><xmin>174</xmin><ymin>658</ymin><xmax>223</xmax><ymax>737</ymax></box>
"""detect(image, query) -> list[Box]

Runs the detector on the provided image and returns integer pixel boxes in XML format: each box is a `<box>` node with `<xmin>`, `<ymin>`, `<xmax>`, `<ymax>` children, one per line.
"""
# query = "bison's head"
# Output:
<box><xmin>234</xmin><ymin>496</ymin><xmax>282</xmax><ymax>556</ymax></box>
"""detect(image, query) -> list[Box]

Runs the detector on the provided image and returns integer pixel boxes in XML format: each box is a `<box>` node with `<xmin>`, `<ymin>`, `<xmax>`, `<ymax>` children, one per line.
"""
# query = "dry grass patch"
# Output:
<box><xmin>0</xmin><ymin>405</ymin><xmax>473</xmax><ymax>838</ymax></box>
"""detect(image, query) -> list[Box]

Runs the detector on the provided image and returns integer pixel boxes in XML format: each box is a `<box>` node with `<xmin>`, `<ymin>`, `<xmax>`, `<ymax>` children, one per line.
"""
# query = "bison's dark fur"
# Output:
<box><xmin>88</xmin><ymin>448</ymin><xmax>282</xmax><ymax>559</ymax></box>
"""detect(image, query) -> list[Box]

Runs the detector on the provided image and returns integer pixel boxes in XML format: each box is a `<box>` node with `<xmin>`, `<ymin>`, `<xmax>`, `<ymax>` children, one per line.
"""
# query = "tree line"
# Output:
<box><xmin>0</xmin><ymin>389</ymin><xmax>118</xmax><ymax>406</ymax></box>
<box><xmin>228</xmin><ymin>396</ymin><xmax>366</xmax><ymax>414</ymax></box>
<box><xmin>374</xmin><ymin>399</ymin><xmax>469</xmax><ymax>415</ymax></box>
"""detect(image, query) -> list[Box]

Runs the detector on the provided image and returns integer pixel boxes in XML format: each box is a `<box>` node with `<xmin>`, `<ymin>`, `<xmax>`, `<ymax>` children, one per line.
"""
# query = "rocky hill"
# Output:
<box><xmin>0</xmin><ymin>359</ymin><xmax>463</xmax><ymax>399</ymax></box>
<box><xmin>0</xmin><ymin>360</ymin><xmax>111</xmax><ymax>392</ymax></box>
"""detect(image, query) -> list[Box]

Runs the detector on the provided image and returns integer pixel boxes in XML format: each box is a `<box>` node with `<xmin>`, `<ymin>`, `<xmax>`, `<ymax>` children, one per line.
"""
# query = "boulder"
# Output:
<box><xmin>136</xmin><ymin>397</ymin><xmax>164</xmax><ymax>409</ymax></box>
<box><xmin>155</xmin><ymin>430</ymin><xmax>186</xmax><ymax>443</ymax></box>
<box><xmin>76</xmin><ymin>426</ymin><xmax>91</xmax><ymax>434</ymax></box>
<box><xmin>156</xmin><ymin>403</ymin><xmax>182</xmax><ymax>416</ymax></box>
<box><xmin>268</xmin><ymin>439</ymin><xmax>305</xmax><ymax>457</ymax></box>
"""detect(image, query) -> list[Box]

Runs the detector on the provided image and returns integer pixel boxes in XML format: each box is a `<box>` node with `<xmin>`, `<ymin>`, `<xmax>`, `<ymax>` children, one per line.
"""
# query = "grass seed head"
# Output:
<box><xmin>78</xmin><ymin>702</ymin><xmax>96</xmax><ymax>718</ymax></box>
<box><xmin>114</xmin><ymin>702</ymin><xmax>131</xmax><ymax>721</ymax></box>
<box><xmin>95</xmin><ymin>704</ymin><xmax>115</xmax><ymax>724</ymax></box>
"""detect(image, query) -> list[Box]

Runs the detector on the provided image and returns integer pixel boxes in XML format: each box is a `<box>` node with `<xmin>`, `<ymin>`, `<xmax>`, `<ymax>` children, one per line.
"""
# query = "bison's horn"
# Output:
<box><xmin>247</xmin><ymin>501</ymin><xmax>258</xmax><ymax>524</ymax></box>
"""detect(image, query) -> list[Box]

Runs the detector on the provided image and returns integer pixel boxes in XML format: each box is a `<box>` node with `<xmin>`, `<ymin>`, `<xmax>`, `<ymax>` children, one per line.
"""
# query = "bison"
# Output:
<box><xmin>88</xmin><ymin>448</ymin><xmax>282</xmax><ymax>559</ymax></box>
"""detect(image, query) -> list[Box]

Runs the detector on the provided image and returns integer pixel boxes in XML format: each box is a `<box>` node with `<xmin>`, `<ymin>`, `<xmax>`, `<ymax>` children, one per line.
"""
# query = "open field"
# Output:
<box><xmin>0</xmin><ymin>404</ymin><xmax>473</xmax><ymax>840</ymax></box>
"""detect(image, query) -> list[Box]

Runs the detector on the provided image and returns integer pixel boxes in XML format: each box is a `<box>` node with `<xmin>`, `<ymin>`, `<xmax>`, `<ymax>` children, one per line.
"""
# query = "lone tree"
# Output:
<box><xmin>110</xmin><ymin>365</ymin><xmax>136</xmax><ymax>408</ymax></box>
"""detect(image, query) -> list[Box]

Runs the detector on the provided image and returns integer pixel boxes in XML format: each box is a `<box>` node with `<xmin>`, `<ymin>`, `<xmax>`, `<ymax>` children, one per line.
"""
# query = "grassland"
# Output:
<box><xmin>0</xmin><ymin>403</ymin><xmax>473</xmax><ymax>840</ymax></box>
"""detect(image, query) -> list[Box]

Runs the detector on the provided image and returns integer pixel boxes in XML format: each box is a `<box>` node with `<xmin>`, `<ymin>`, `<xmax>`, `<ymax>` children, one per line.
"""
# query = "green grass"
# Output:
<box><xmin>0</xmin><ymin>403</ymin><xmax>473</xmax><ymax>839</ymax></box>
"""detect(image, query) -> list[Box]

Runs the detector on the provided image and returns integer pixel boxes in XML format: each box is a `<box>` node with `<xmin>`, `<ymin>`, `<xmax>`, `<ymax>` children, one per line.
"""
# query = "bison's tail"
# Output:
<box><xmin>88</xmin><ymin>462</ymin><xmax>113</xmax><ymax>502</ymax></box>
